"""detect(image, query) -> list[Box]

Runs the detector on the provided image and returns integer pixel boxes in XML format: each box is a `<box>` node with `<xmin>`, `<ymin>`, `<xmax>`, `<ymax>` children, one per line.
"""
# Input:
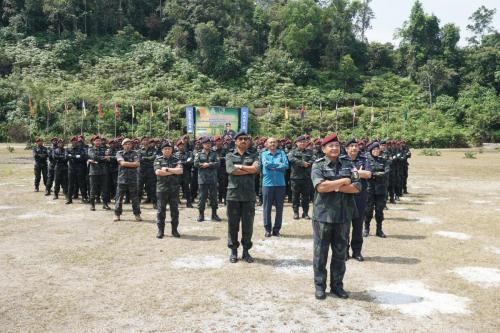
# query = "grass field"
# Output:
<box><xmin>0</xmin><ymin>144</ymin><xmax>499</xmax><ymax>332</ymax></box>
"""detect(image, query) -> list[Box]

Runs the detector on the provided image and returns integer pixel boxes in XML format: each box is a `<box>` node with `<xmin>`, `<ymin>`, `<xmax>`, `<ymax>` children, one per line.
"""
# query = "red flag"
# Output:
<box><xmin>114</xmin><ymin>102</ymin><xmax>120</xmax><ymax>118</ymax></box>
<box><xmin>300</xmin><ymin>104</ymin><xmax>305</xmax><ymax>120</ymax></box>
<box><xmin>98</xmin><ymin>99</ymin><xmax>104</xmax><ymax>119</ymax></box>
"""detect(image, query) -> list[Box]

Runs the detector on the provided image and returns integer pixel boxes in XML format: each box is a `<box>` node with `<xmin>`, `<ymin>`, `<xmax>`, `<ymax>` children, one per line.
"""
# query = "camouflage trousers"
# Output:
<box><xmin>227</xmin><ymin>200</ymin><xmax>255</xmax><ymax>250</ymax></box>
<box><xmin>312</xmin><ymin>220</ymin><xmax>349</xmax><ymax>291</ymax></box>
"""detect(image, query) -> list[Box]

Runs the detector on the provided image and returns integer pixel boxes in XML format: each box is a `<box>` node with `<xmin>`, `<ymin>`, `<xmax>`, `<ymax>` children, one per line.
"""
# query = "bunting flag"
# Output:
<box><xmin>352</xmin><ymin>101</ymin><xmax>356</xmax><ymax>122</ymax></box>
<box><xmin>371</xmin><ymin>106</ymin><xmax>375</xmax><ymax>123</ymax></box>
<box><xmin>300</xmin><ymin>104</ymin><xmax>305</xmax><ymax>120</ymax></box>
<box><xmin>284</xmin><ymin>106</ymin><xmax>289</xmax><ymax>120</ymax></box>
<box><xmin>28</xmin><ymin>98</ymin><xmax>34</xmax><ymax>116</ymax></box>
<box><xmin>47</xmin><ymin>100</ymin><xmax>51</xmax><ymax>113</ymax></box>
<box><xmin>131</xmin><ymin>105</ymin><xmax>135</xmax><ymax>119</ymax></box>
<box><xmin>64</xmin><ymin>101</ymin><xmax>69</xmax><ymax>113</ymax></box>
<box><xmin>98</xmin><ymin>99</ymin><xmax>104</xmax><ymax>118</ymax></box>
<box><xmin>150</xmin><ymin>101</ymin><xmax>154</xmax><ymax>116</ymax></box>
<box><xmin>82</xmin><ymin>100</ymin><xmax>87</xmax><ymax>116</ymax></box>
<box><xmin>167</xmin><ymin>106</ymin><xmax>171</xmax><ymax>122</ymax></box>
<box><xmin>114</xmin><ymin>102</ymin><xmax>120</xmax><ymax>118</ymax></box>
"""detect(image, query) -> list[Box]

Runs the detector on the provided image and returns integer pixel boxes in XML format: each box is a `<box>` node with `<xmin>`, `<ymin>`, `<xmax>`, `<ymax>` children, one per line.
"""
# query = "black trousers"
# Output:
<box><xmin>227</xmin><ymin>200</ymin><xmax>255</xmax><ymax>250</ymax></box>
<box><xmin>291</xmin><ymin>179</ymin><xmax>311</xmax><ymax>214</ymax></box>
<box><xmin>365</xmin><ymin>192</ymin><xmax>386</xmax><ymax>227</ymax></box>
<box><xmin>34</xmin><ymin>164</ymin><xmax>48</xmax><ymax>189</ymax></box>
<box><xmin>115</xmin><ymin>183</ymin><xmax>141</xmax><ymax>216</ymax></box>
<box><xmin>46</xmin><ymin>165</ymin><xmax>55</xmax><ymax>191</ymax></box>
<box><xmin>90</xmin><ymin>174</ymin><xmax>109</xmax><ymax>204</ymax></box>
<box><xmin>53</xmin><ymin>167</ymin><xmax>68</xmax><ymax>195</ymax></box>
<box><xmin>180</xmin><ymin>172</ymin><xmax>192</xmax><ymax>204</ymax></box>
<box><xmin>67</xmin><ymin>167</ymin><xmax>87</xmax><ymax>200</ymax></box>
<box><xmin>198</xmin><ymin>183</ymin><xmax>218</xmax><ymax>211</ymax></box>
<box><xmin>157</xmin><ymin>189</ymin><xmax>179</xmax><ymax>231</ymax></box>
<box><xmin>348</xmin><ymin>191</ymin><xmax>368</xmax><ymax>255</ymax></box>
<box><xmin>140</xmin><ymin>168</ymin><xmax>157</xmax><ymax>203</ymax></box>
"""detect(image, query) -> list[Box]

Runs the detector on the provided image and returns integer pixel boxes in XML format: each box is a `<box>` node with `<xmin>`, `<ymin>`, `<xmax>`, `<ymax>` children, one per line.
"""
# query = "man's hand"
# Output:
<box><xmin>303</xmin><ymin>162</ymin><xmax>310</xmax><ymax>168</ymax></box>
<box><xmin>201</xmin><ymin>163</ymin><xmax>210</xmax><ymax>168</ymax></box>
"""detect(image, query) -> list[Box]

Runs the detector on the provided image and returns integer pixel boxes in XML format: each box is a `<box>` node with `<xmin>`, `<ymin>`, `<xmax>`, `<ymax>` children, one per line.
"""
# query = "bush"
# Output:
<box><xmin>464</xmin><ymin>151</ymin><xmax>476</xmax><ymax>159</ymax></box>
<box><xmin>420</xmin><ymin>148</ymin><xmax>441</xmax><ymax>156</ymax></box>
<box><xmin>6</xmin><ymin>145</ymin><xmax>14</xmax><ymax>153</ymax></box>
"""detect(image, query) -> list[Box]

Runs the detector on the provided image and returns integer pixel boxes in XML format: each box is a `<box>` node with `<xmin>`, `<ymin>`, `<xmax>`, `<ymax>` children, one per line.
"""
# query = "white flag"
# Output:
<box><xmin>82</xmin><ymin>100</ymin><xmax>87</xmax><ymax>116</ymax></box>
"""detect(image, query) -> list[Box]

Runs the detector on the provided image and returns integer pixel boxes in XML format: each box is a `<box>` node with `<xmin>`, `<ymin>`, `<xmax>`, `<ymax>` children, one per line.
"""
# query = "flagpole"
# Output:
<box><xmin>46</xmin><ymin>100</ymin><xmax>49</xmax><ymax>133</ymax></box>
<box><xmin>64</xmin><ymin>102</ymin><xmax>68</xmax><ymax>140</ymax></box>
<box><xmin>149</xmin><ymin>101</ymin><xmax>153</xmax><ymax>136</ymax></box>
<box><xmin>335</xmin><ymin>102</ymin><xmax>338</xmax><ymax>133</ymax></box>
<box><xmin>352</xmin><ymin>101</ymin><xmax>356</xmax><ymax>131</ymax></box>
<box><xmin>131</xmin><ymin>105</ymin><xmax>134</xmax><ymax>138</ymax></box>
<box><xmin>114</xmin><ymin>112</ymin><xmax>117</xmax><ymax>138</ymax></box>
<box><xmin>319</xmin><ymin>100</ymin><xmax>323</xmax><ymax>136</ymax></box>
<box><xmin>80</xmin><ymin>101</ymin><xmax>85</xmax><ymax>135</ymax></box>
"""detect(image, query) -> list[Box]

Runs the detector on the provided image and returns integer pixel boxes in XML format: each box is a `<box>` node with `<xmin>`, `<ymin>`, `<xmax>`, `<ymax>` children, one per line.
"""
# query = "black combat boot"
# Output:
<box><xmin>315</xmin><ymin>289</ymin><xmax>326</xmax><ymax>300</ymax></box>
<box><xmin>156</xmin><ymin>224</ymin><xmax>164</xmax><ymax>239</ymax></box>
<box><xmin>363</xmin><ymin>223</ymin><xmax>370</xmax><ymax>237</ymax></box>
<box><xmin>152</xmin><ymin>202</ymin><xmax>158</xmax><ymax>210</ymax></box>
<box><xmin>45</xmin><ymin>189</ymin><xmax>50</xmax><ymax>196</ymax></box>
<box><xmin>90</xmin><ymin>199</ymin><xmax>96</xmax><ymax>211</ymax></box>
<box><xmin>211</xmin><ymin>209</ymin><xmax>222</xmax><ymax>222</ymax></box>
<box><xmin>96</xmin><ymin>197</ymin><xmax>101</xmax><ymax>204</ymax></box>
<box><xmin>376</xmin><ymin>222</ymin><xmax>386</xmax><ymax>238</ymax></box>
<box><xmin>229</xmin><ymin>249</ymin><xmax>238</xmax><ymax>263</ymax></box>
<box><xmin>82</xmin><ymin>196</ymin><xmax>89</xmax><ymax>204</ymax></box>
<box><xmin>34</xmin><ymin>187</ymin><xmax>39</xmax><ymax>192</ymax></box>
<box><xmin>197</xmin><ymin>210</ymin><xmax>204</xmax><ymax>222</ymax></box>
<box><xmin>171</xmin><ymin>224</ymin><xmax>180</xmax><ymax>238</ymax></box>
<box><xmin>53</xmin><ymin>194</ymin><xmax>59</xmax><ymax>200</ymax></box>
<box><xmin>102</xmin><ymin>203</ymin><xmax>111</xmax><ymax>210</ymax></box>
<box><xmin>331</xmin><ymin>285</ymin><xmax>349</xmax><ymax>299</ymax></box>
<box><xmin>302</xmin><ymin>212</ymin><xmax>311</xmax><ymax>220</ymax></box>
<box><xmin>293</xmin><ymin>211</ymin><xmax>300</xmax><ymax>220</ymax></box>
<box><xmin>242</xmin><ymin>249</ymin><xmax>254</xmax><ymax>263</ymax></box>
<box><xmin>186</xmin><ymin>201</ymin><xmax>193</xmax><ymax>208</ymax></box>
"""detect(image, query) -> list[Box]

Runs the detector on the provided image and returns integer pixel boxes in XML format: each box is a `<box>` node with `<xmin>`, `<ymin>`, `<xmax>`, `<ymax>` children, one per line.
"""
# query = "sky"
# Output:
<box><xmin>365</xmin><ymin>0</ymin><xmax>500</xmax><ymax>46</ymax></box>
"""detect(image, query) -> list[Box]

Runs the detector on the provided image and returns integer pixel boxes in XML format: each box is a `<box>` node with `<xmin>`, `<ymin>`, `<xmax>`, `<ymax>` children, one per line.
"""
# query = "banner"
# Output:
<box><xmin>195</xmin><ymin>106</ymin><xmax>239</xmax><ymax>138</ymax></box>
<box><xmin>240</xmin><ymin>107</ymin><xmax>249</xmax><ymax>133</ymax></box>
<box><xmin>186</xmin><ymin>106</ymin><xmax>194</xmax><ymax>134</ymax></box>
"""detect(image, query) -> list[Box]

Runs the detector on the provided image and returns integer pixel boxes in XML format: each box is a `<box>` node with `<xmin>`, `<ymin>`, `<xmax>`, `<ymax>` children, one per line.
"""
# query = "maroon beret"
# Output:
<box><xmin>321</xmin><ymin>134</ymin><xmax>339</xmax><ymax>146</ymax></box>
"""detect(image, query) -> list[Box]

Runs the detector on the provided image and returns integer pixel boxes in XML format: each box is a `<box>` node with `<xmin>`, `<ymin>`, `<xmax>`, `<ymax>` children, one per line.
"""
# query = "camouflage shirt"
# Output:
<box><xmin>194</xmin><ymin>150</ymin><xmax>219</xmax><ymax>184</ymax></box>
<box><xmin>367</xmin><ymin>155</ymin><xmax>390</xmax><ymax>195</ymax></box>
<box><xmin>87</xmin><ymin>146</ymin><xmax>108</xmax><ymax>176</ymax></box>
<box><xmin>139</xmin><ymin>147</ymin><xmax>157</xmax><ymax>170</ymax></box>
<box><xmin>226</xmin><ymin>149</ymin><xmax>260</xmax><ymax>202</ymax></box>
<box><xmin>154</xmin><ymin>155</ymin><xmax>181</xmax><ymax>192</ymax></box>
<box><xmin>311</xmin><ymin>156</ymin><xmax>361</xmax><ymax>224</ymax></box>
<box><xmin>288</xmin><ymin>148</ymin><xmax>315</xmax><ymax>180</ymax></box>
<box><xmin>116</xmin><ymin>149</ymin><xmax>140</xmax><ymax>185</ymax></box>
<box><xmin>33</xmin><ymin>146</ymin><xmax>49</xmax><ymax>165</ymax></box>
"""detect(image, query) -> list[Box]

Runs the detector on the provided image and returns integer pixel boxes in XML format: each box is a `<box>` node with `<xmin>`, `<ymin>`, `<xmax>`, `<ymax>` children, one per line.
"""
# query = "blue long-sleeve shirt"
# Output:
<box><xmin>261</xmin><ymin>149</ymin><xmax>289</xmax><ymax>187</ymax></box>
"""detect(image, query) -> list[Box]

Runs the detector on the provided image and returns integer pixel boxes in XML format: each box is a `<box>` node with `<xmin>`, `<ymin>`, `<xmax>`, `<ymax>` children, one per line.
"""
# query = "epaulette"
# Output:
<box><xmin>314</xmin><ymin>157</ymin><xmax>326</xmax><ymax>163</ymax></box>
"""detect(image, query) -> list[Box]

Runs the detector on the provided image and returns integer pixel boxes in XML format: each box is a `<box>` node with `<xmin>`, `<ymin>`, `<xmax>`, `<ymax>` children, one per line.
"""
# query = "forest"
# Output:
<box><xmin>0</xmin><ymin>0</ymin><xmax>498</xmax><ymax>147</ymax></box>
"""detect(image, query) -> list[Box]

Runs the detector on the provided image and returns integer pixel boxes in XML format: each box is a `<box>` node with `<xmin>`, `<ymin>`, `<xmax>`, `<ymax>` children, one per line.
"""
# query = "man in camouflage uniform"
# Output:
<box><xmin>114</xmin><ymin>138</ymin><xmax>141</xmax><ymax>222</ymax></box>
<box><xmin>190</xmin><ymin>140</ymin><xmax>202</xmax><ymax>201</ymax></box>
<box><xmin>51</xmin><ymin>139</ymin><xmax>68</xmax><ymax>200</ymax></box>
<box><xmin>33</xmin><ymin>138</ymin><xmax>49</xmax><ymax>192</ymax></box>
<box><xmin>106</xmin><ymin>139</ymin><xmax>120</xmax><ymax>203</ymax></box>
<box><xmin>311</xmin><ymin>134</ymin><xmax>361</xmax><ymax>300</ymax></box>
<box><xmin>87</xmin><ymin>136</ymin><xmax>110</xmax><ymax>211</ymax></box>
<box><xmin>213</xmin><ymin>136</ymin><xmax>228</xmax><ymax>205</ymax></box>
<box><xmin>139</xmin><ymin>138</ymin><xmax>158</xmax><ymax>209</ymax></box>
<box><xmin>154</xmin><ymin>141</ymin><xmax>183</xmax><ymax>239</ymax></box>
<box><xmin>174</xmin><ymin>139</ymin><xmax>194</xmax><ymax>208</ymax></box>
<box><xmin>226</xmin><ymin>131</ymin><xmax>260</xmax><ymax>263</ymax></box>
<box><xmin>288</xmin><ymin>135</ymin><xmax>315</xmax><ymax>219</ymax></box>
<box><xmin>194</xmin><ymin>137</ymin><xmax>221</xmax><ymax>222</ymax></box>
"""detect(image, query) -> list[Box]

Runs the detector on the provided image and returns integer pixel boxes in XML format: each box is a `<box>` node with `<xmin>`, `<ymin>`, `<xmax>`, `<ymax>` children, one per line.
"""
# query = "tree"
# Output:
<box><xmin>352</xmin><ymin>0</ymin><xmax>374</xmax><ymax>43</ymax></box>
<box><xmin>194</xmin><ymin>21</ymin><xmax>222</xmax><ymax>76</ymax></box>
<box><xmin>466</xmin><ymin>6</ymin><xmax>497</xmax><ymax>45</ymax></box>
<box><xmin>416</xmin><ymin>59</ymin><xmax>455</xmax><ymax>106</ymax></box>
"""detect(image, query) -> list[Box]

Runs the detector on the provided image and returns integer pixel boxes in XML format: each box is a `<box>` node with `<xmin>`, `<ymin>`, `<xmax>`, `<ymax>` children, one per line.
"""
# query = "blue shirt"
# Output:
<box><xmin>261</xmin><ymin>149</ymin><xmax>289</xmax><ymax>187</ymax></box>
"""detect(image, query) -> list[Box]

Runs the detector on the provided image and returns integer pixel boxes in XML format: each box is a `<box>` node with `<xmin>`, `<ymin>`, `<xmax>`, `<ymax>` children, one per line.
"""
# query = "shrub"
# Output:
<box><xmin>420</xmin><ymin>148</ymin><xmax>441</xmax><ymax>156</ymax></box>
<box><xmin>464</xmin><ymin>151</ymin><xmax>476</xmax><ymax>159</ymax></box>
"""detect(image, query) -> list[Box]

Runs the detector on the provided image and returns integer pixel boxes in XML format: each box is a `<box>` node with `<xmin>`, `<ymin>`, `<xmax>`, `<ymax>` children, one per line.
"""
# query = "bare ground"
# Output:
<box><xmin>0</xmin><ymin>144</ymin><xmax>499</xmax><ymax>332</ymax></box>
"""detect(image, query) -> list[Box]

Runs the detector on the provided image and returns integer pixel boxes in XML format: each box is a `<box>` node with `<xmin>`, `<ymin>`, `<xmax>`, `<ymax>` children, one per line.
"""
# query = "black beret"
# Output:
<box><xmin>321</xmin><ymin>134</ymin><xmax>339</xmax><ymax>146</ymax></box>
<box><xmin>234</xmin><ymin>130</ymin><xmax>248</xmax><ymax>139</ymax></box>
<box><xmin>200</xmin><ymin>136</ymin><xmax>212</xmax><ymax>144</ymax></box>
<box><xmin>368</xmin><ymin>142</ymin><xmax>380</xmax><ymax>152</ymax></box>
<box><xmin>161</xmin><ymin>141</ymin><xmax>172</xmax><ymax>149</ymax></box>
<box><xmin>380</xmin><ymin>140</ymin><xmax>387</xmax><ymax>144</ymax></box>
<box><xmin>295</xmin><ymin>135</ymin><xmax>307</xmax><ymax>142</ymax></box>
<box><xmin>345</xmin><ymin>138</ymin><xmax>357</xmax><ymax>147</ymax></box>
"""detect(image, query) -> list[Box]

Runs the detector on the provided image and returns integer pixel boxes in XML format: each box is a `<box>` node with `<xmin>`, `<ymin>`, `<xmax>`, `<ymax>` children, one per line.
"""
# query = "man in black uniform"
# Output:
<box><xmin>288</xmin><ymin>135</ymin><xmax>315</xmax><ymax>219</ymax></box>
<box><xmin>66</xmin><ymin>136</ymin><xmax>88</xmax><ymax>204</ymax></box>
<box><xmin>106</xmin><ymin>139</ymin><xmax>120</xmax><ymax>203</ymax></box>
<box><xmin>225</xmin><ymin>131</ymin><xmax>260</xmax><ymax>263</ymax></box>
<box><xmin>52</xmin><ymin>139</ymin><xmax>68</xmax><ymax>200</ymax></box>
<box><xmin>194</xmin><ymin>137</ymin><xmax>221</xmax><ymax>222</ymax></box>
<box><xmin>33</xmin><ymin>138</ymin><xmax>49</xmax><ymax>192</ymax></box>
<box><xmin>139</xmin><ymin>138</ymin><xmax>158</xmax><ymax>209</ymax></box>
<box><xmin>174</xmin><ymin>139</ymin><xmax>194</xmax><ymax>208</ymax></box>
<box><xmin>401</xmin><ymin>140</ymin><xmax>411</xmax><ymax>194</ymax></box>
<box><xmin>190</xmin><ymin>139</ymin><xmax>202</xmax><ymax>201</ymax></box>
<box><xmin>88</xmin><ymin>136</ymin><xmax>110</xmax><ymax>211</ymax></box>
<box><xmin>45</xmin><ymin>137</ymin><xmax>58</xmax><ymax>196</ymax></box>
<box><xmin>154</xmin><ymin>141</ymin><xmax>183</xmax><ymax>238</ymax></box>
<box><xmin>114</xmin><ymin>138</ymin><xmax>141</xmax><ymax>222</ymax></box>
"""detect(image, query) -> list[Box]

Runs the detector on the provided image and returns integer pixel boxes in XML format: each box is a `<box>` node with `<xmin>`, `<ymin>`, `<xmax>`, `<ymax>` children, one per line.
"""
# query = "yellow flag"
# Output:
<box><xmin>132</xmin><ymin>105</ymin><xmax>135</xmax><ymax>119</ymax></box>
<box><xmin>284</xmin><ymin>106</ymin><xmax>289</xmax><ymax>120</ymax></box>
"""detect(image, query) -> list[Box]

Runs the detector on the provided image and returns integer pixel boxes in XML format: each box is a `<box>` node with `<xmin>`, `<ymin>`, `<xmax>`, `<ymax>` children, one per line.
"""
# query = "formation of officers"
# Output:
<box><xmin>32</xmin><ymin>131</ymin><xmax>411</xmax><ymax>300</ymax></box>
